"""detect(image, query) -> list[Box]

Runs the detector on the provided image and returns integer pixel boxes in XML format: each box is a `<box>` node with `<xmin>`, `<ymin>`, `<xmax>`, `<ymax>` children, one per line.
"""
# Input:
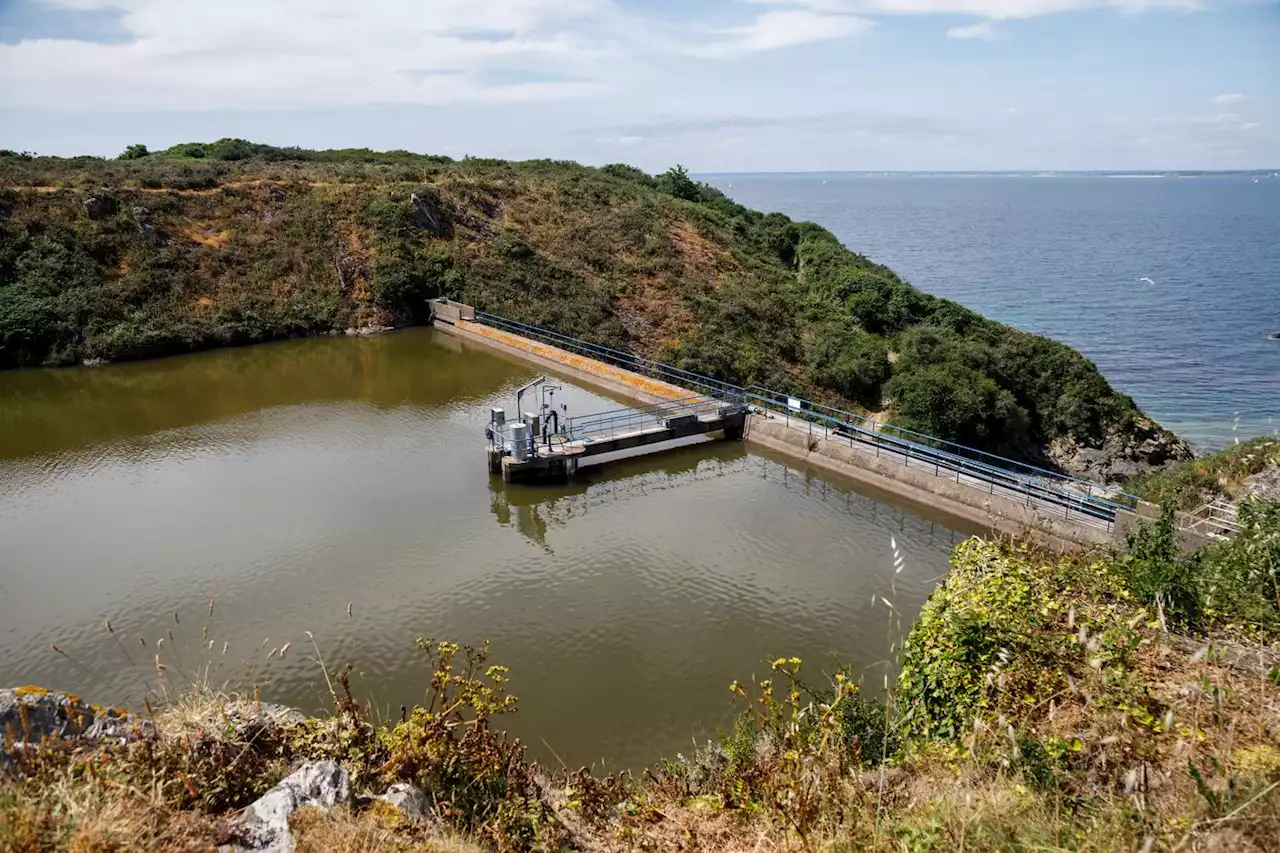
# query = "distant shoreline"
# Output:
<box><xmin>700</xmin><ymin>170</ymin><xmax>1280</xmax><ymax>179</ymax></box>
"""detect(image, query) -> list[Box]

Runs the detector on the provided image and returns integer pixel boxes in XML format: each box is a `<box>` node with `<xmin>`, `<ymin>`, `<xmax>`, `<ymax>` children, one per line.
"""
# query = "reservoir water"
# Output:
<box><xmin>0</xmin><ymin>329</ymin><xmax>972</xmax><ymax>769</ymax></box>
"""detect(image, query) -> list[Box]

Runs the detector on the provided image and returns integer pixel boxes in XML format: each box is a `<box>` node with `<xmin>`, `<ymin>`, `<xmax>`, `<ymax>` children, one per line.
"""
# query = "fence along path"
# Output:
<box><xmin>437</xmin><ymin>303</ymin><xmax>1139</xmax><ymax>533</ymax></box>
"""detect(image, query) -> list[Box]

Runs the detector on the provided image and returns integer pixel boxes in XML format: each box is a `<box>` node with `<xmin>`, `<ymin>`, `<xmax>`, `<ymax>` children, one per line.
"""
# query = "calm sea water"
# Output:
<box><xmin>706</xmin><ymin>174</ymin><xmax>1280</xmax><ymax>450</ymax></box>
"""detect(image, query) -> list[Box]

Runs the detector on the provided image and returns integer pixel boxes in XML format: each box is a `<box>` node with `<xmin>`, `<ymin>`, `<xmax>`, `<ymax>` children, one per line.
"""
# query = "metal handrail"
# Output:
<box><xmin>740</xmin><ymin>385</ymin><xmax>1136</xmax><ymax>505</ymax></box>
<box><xmin>742</xmin><ymin>392</ymin><xmax>1127</xmax><ymax>523</ymax></box>
<box><xmin>465</xmin><ymin>307</ymin><xmax>1136</xmax><ymax>524</ymax></box>
<box><xmin>1182</xmin><ymin>501</ymin><xmax>1241</xmax><ymax>539</ymax></box>
<box><xmin>566</xmin><ymin>396</ymin><xmax>726</xmax><ymax>442</ymax></box>
<box><xmin>474</xmin><ymin>312</ymin><xmax>748</xmax><ymax>402</ymax></box>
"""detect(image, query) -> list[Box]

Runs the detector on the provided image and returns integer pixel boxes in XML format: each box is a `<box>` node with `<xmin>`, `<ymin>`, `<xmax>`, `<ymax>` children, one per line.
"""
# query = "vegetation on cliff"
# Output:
<box><xmin>3</xmin><ymin>501</ymin><xmax>1278</xmax><ymax>851</ymax></box>
<box><xmin>1127</xmin><ymin>436</ymin><xmax>1280</xmax><ymax>511</ymax></box>
<box><xmin>0</xmin><ymin>141</ymin><xmax>1187</xmax><ymax>475</ymax></box>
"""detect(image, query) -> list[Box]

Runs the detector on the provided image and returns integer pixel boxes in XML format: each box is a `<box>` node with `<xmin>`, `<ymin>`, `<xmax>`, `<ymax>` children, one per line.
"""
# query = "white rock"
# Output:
<box><xmin>376</xmin><ymin>782</ymin><xmax>429</xmax><ymax>821</ymax></box>
<box><xmin>224</xmin><ymin>760</ymin><xmax>351</xmax><ymax>853</ymax></box>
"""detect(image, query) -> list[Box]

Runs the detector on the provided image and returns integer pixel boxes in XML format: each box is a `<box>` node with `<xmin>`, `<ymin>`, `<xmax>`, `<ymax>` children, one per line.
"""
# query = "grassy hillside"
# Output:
<box><xmin>5</xmin><ymin>503</ymin><xmax>1279</xmax><ymax>851</ymax></box>
<box><xmin>0</xmin><ymin>141</ymin><xmax>1190</xmax><ymax>478</ymax></box>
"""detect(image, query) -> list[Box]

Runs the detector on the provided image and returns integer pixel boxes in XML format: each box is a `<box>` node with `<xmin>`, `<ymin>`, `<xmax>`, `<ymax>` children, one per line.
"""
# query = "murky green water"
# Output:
<box><xmin>0</xmin><ymin>329</ymin><xmax>977</xmax><ymax>768</ymax></box>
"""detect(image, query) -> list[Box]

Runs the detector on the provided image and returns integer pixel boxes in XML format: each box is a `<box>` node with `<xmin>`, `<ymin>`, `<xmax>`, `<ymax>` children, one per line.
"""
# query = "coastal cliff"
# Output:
<box><xmin>0</xmin><ymin>142</ymin><xmax>1191</xmax><ymax>478</ymax></box>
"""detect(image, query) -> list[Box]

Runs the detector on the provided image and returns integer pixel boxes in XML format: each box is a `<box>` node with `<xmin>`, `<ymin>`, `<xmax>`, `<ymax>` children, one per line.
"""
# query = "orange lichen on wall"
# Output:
<box><xmin>457</xmin><ymin>320</ymin><xmax>694</xmax><ymax>402</ymax></box>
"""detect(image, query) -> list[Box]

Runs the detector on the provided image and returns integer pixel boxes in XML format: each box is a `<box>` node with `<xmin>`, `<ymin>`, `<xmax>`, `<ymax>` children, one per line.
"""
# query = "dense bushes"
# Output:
<box><xmin>1116</xmin><ymin>500</ymin><xmax>1280</xmax><ymax>634</ymax></box>
<box><xmin>900</xmin><ymin>501</ymin><xmax>1280</xmax><ymax>747</ymax></box>
<box><xmin>0</xmin><ymin>142</ymin><xmax>1175</xmax><ymax>469</ymax></box>
<box><xmin>883</xmin><ymin>326</ymin><xmax>1030</xmax><ymax>448</ymax></box>
<box><xmin>806</xmin><ymin>326</ymin><xmax>890</xmax><ymax>405</ymax></box>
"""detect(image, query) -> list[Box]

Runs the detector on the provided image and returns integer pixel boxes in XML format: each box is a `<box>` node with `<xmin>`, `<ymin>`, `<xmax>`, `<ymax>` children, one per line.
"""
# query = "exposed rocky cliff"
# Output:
<box><xmin>1049</xmin><ymin>417</ymin><xmax>1194</xmax><ymax>484</ymax></box>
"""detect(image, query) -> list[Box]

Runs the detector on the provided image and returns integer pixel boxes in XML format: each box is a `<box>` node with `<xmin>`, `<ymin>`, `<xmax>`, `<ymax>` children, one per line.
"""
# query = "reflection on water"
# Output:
<box><xmin>0</xmin><ymin>329</ymin><xmax>976</xmax><ymax>769</ymax></box>
<box><xmin>489</xmin><ymin>446</ymin><xmax>971</xmax><ymax>556</ymax></box>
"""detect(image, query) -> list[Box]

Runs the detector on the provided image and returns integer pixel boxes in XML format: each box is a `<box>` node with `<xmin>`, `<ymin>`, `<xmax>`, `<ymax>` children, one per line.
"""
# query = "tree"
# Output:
<box><xmin>118</xmin><ymin>144</ymin><xmax>149</xmax><ymax>160</ymax></box>
<box><xmin>808</xmin><ymin>329</ymin><xmax>890</xmax><ymax>406</ymax></box>
<box><xmin>886</xmin><ymin>361</ymin><xmax>1028</xmax><ymax>449</ymax></box>
<box><xmin>657</xmin><ymin>164</ymin><xmax>700</xmax><ymax>202</ymax></box>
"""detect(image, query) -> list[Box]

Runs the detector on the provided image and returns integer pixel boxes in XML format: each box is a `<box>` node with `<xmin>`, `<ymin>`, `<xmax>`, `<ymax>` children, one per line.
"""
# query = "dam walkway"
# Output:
<box><xmin>431</xmin><ymin>299</ymin><xmax>1143</xmax><ymax>544</ymax></box>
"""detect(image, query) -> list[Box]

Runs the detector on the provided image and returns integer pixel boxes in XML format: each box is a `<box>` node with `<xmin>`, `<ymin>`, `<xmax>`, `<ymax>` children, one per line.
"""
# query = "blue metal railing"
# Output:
<box><xmin>565</xmin><ymin>396</ymin><xmax>729</xmax><ymax>443</ymax></box>
<box><xmin>740</xmin><ymin>388</ymin><xmax>1136</xmax><ymax>507</ymax></box>
<box><xmin>475</xmin><ymin>312</ymin><xmax>747</xmax><ymax>402</ymax></box>
<box><xmin>740</xmin><ymin>389</ymin><xmax>1132</xmax><ymax>524</ymax></box>
<box><xmin>463</xmin><ymin>307</ymin><xmax>1139</xmax><ymax>527</ymax></box>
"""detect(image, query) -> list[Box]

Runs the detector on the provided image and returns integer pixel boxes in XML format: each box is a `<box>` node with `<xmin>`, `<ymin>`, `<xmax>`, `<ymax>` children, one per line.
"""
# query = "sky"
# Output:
<box><xmin>0</xmin><ymin>0</ymin><xmax>1276</xmax><ymax>171</ymax></box>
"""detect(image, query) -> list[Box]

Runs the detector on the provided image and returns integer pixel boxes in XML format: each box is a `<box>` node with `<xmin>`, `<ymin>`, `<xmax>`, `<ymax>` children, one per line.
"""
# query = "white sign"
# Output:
<box><xmin>787</xmin><ymin>397</ymin><xmax>803</xmax><ymax>411</ymax></box>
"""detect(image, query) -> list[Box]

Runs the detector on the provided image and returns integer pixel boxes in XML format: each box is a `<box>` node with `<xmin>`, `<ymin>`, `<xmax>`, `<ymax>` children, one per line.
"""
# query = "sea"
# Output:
<box><xmin>703</xmin><ymin>173</ymin><xmax>1280</xmax><ymax>451</ymax></box>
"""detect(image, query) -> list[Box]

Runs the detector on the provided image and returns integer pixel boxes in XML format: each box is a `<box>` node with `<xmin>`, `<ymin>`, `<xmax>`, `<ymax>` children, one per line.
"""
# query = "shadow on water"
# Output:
<box><xmin>0</xmin><ymin>328</ymin><xmax>527</xmax><ymax>461</ymax></box>
<box><xmin>489</xmin><ymin>441</ymin><xmax>745</xmax><ymax>549</ymax></box>
<box><xmin>488</xmin><ymin>437</ymin><xmax>981</xmax><ymax>555</ymax></box>
<box><xmin>0</xmin><ymin>329</ymin><xmax>981</xmax><ymax>770</ymax></box>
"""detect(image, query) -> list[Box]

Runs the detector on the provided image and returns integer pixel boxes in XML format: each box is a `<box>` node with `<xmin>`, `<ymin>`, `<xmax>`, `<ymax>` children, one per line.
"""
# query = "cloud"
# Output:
<box><xmin>1192</xmin><ymin>112</ymin><xmax>1241</xmax><ymax>124</ymax></box>
<box><xmin>846</xmin><ymin>0</ymin><xmax>1202</xmax><ymax>19</ymax></box>
<box><xmin>691</xmin><ymin>5</ymin><xmax>874</xmax><ymax>58</ymax></box>
<box><xmin>0</xmin><ymin>0</ymin><xmax>1235</xmax><ymax>114</ymax></box>
<box><xmin>1212</xmin><ymin>92</ymin><xmax>1245</xmax><ymax>104</ymax></box>
<box><xmin>1238</xmin><ymin>122</ymin><xmax>1262</xmax><ymax>131</ymax></box>
<box><xmin>947</xmin><ymin>20</ymin><xmax>997</xmax><ymax>37</ymax></box>
<box><xmin>603</xmin><ymin>110</ymin><xmax>972</xmax><ymax>141</ymax></box>
<box><xmin>0</xmin><ymin>0</ymin><xmax>625</xmax><ymax>110</ymax></box>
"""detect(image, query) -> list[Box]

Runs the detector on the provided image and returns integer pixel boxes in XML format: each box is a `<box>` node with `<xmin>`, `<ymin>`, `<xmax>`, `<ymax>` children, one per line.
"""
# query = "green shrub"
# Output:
<box><xmin>599</xmin><ymin>163</ymin><xmax>655</xmax><ymax>187</ymax></box>
<box><xmin>887</xmin><ymin>361</ymin><xmax>1027</xmax><ymax>448</ymax></box>
<box><xmin>371</xmin><ymin>248</ymin><xmax>453</xmax><ymax>322</ymax></box>
<box><xmin>1114</xmin><ymin>506</ymin><xmax>1202</xmax><ymax>629</ymax></box>
<box><xmin>1191</xmin><ymin>499</ymin><xmax>1280</xmax><ymax>633</ymax></box>
<box><xmin>656</xmin><ymin>164</ymin><xmax>700</xmax><ymax>202</ymax></box>
<box><xmin>807</xmin><ymin>327</ymin><xmax>890</xmax><ymax>406</ymax></box>
<box><xmin>1112</xmin><ymin>499</ymin><xmax>1280</xmax><ymax>636</ymax></box>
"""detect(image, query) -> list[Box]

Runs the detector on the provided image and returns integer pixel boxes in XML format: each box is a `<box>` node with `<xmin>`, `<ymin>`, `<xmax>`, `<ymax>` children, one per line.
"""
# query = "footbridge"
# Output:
<box><xmin>432</xmin><ymin>299</ymin><xmax>1146</xmax><ymax>547</ymax></box>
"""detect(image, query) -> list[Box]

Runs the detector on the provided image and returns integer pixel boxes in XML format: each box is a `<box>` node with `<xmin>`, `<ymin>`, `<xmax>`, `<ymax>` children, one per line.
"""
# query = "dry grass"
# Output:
<box><xmin>291</xmin><ymin>807</ymin><xmax>485</xmax><ymax>853</ymax></box>
<box><xmin>0</xmin><ymin>769</ymin><xmax>222</xmax><ymax>852</ymax></box>
<box><xmin>182</xmin><ymin>225</ymin><xmax>229</xmax><ymax>249</ymax></box>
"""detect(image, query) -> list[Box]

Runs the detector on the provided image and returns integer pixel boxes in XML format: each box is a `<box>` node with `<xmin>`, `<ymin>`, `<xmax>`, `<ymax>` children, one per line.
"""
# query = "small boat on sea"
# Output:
<box><xmin>1270</xmin><ymin>331</ymin><xmax>1280</xmax><ymax>341</ymax></box>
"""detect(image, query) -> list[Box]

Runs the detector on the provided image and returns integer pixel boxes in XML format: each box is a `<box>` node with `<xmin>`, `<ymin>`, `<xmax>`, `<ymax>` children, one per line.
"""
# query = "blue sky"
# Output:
<box><xmin>0</xmin><ymin>0</ymin><xmax>1276</xmax><ymax>170</ymax></box>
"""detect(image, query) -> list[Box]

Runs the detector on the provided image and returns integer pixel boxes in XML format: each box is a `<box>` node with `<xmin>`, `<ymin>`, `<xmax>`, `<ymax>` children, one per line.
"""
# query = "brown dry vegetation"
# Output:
<box><xmin>3</xmin><ymin>499</ymin><xmax>1278</xmax><ymax>852</ymax></box>
<box><xmin>0</xmin><ymin>144</ymin><xmax>1189</xmax><ymax>476</ymax></box>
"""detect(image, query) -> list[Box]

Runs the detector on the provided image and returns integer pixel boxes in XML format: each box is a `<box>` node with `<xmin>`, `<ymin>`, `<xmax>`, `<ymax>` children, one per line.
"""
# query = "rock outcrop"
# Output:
<box><xmin>222</xmin><ymin>760</ymin><xmax>352</xmax><ymax>853</ymax></box>
<box><xmin>410</xmin><ymin>191</ymin><xmax>452</xmax><ymax>238</ymax></box>
<box><xmin>132</xmin><ymin>206</ymin><xmax>165</xmax><ymax>245</ymax></box>
<box><xmin>83</xmin><ymin>193</ymin><xmax>119</xmax><ymax>220</ymax></box>
<box><xmin>1243</xmin><ymin>464</ymin><xmax>1280</xmax><ymax>502</ymax></box>
<box><xmin>1048</xmin><ymin>418</ymin><xmax>1194</xmax><ymax>484</ymax></box>
<box><xmin>0</xmin><ymin>686</ymin><xmax>149</xmax><ymax>747</ymax></box>
<box><xmin>375</xmin><ymin>782</ymin><xmax>430</xmax><ymax>821</ymax></box>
